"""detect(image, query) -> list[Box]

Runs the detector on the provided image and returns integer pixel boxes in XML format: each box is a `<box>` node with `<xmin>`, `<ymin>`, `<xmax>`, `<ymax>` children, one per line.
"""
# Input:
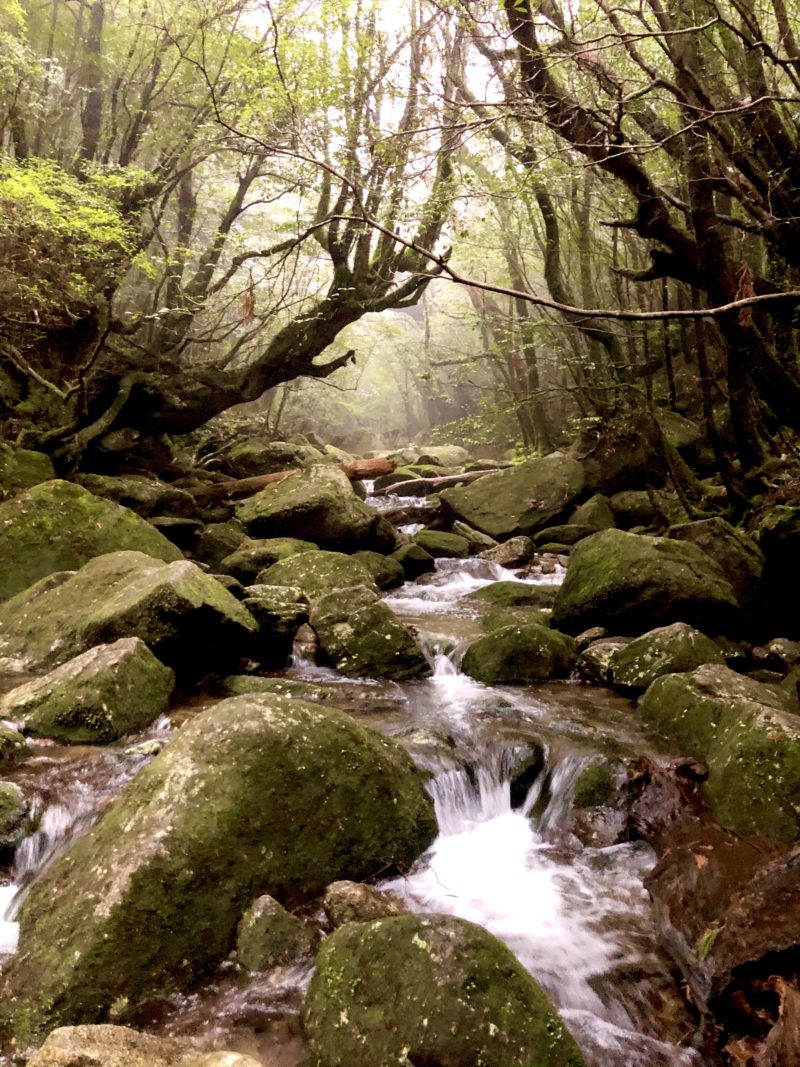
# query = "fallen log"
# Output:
<box><xmin>189</xmin><ymin>457</ymin><xmax>396</xmax><ymax>502</ymax></box>
<box><xmin>373</xmin><ymin>468</ymin><xmax>501</xmax><ymax>497</ymax></box>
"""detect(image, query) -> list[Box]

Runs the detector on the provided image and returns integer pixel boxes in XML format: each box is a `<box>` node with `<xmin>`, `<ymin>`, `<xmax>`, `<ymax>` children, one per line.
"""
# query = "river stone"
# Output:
<box><xmin>373</xmin><ymin>466</ymin><xmax>418</xmax><ymax>491</ymax></box>
<box><xmin>440</xmin><ymin>456</ymin><xmax>585</xmax><ymax>539</ymax></box>
<box><xmin>533</xmin><ymin>524</ymin><xmax>595</xmax><ymax>547</ymax></box>
<box><xmin>609</xmin><ymin>623</ymin><xmax>725</xmax><ymax>692</ymax></box>
<box><xmin>451</xmin><ymin>520</ymin><xmax>498</xmax><ymax>552</ymax></box>
<box><xmin>639</xmin><ymin>664</ymin><xmax>800</xmax><ymax>841</ymax></box>
<box><xmin>462</xmin><ymin>622</ymin><xmax>577</xmax><ymax>684</ymax></box>
<box><xmin>467</xmin><ymin>581</ymin><xmax>557</xmax><ymax>609</ymax></box>
<box><xmin>568</xmin><ymin>494</ymin><xmax>615</xmax><ymax>531</ymax></box>
<box><xmin>551</xmin><ymin>530</ymin><xmax>739</xmax><ymax>637</ymax></box>
<box><xmin>1</xmin><ymin>693</ymin><xmax>436</xmax><ymax>1041</ymax></box>
<box><xmin>0</xmin><ymin>551</ymin><xmax>258</xmax><ymax>677</ymax></box>
<box><xmin>235</xmin><ymin>466</ymin><xmax>395</xmax><ymax>553</ymax></box>
<box><xmin>416</xmin><ymin>445</ymin><xmax>472</xmax><ymax>467</ymax></box>
<box><xmin>192</xmin><ymin>520</ymin><xmax>248</xmax><ymax>569</ymax></box>
<box><xmin>222</xmin><ymin>438</ymin><xmax>325</xmax><ymax>479</ymax></box>
<box><xmin>77</xmin><ymin>474</ymin><xmax>197</xmax><ymax>518</ymax></box>
<box><xmin>309</xmin><ymin>585</ymin><xmax>429</xmax><ymax>680</ymax></box>
<box><xmin>477</xmin><ymin>536</ymin><xmax>535</xmax><ymax>568</ymax></box>
<box><xmin>0</xmin><ymin>637</ymin><xmax>174</xmax><ymax>744</ymax></box>
<box><xmin>576</xmin><ymin>637</ymin><xmax>630</xmax><ymax>685</ymax></box>
<box><xmin>241</xmin><ymin>585</ymin><xmax>308</xmax><ymax>668</ymax></box>
<box><xmin>413</xmin><ymin>529</ymin><xmax>470</xmax><ymax>558</ymax></box>
<box><xmin>303</xmin><ymin>914</ymin><xmax>586</xmax><ymax>1067</ymax></box>
<box><xmin>255</xmin><ymin>549</ymin><xmax>376</xmax><ymax>602</ymax></box>
<box><xmin>236</xmin><ymin>894</ymin><xmax>315</xmax><ymax>972</ymax></box>
<box><xmin>0</xmin><ymin>780</ymin><xmax>28</xmax><ymax>847</ymax></box>
<box><xmin>219</xmin><ymin>537</ymin><xmax>318</xmax><ymax>583</ymax></box>
<box><xmin>666</xmin><ymin>518</ymin><xmax>765</xmax><ymax>620</ymax></box>
<box><xmin>389</xmin><ymin>542</ymin><xmax>435</xmax><ymax>579</ymax></box>
<box><xmin>0</xmin><ymin>722</ymin><xmax>29</xmax><ymax>766</ymax></box>
<box><xmin>220</xmin><ymin>676</ymin><xmax>341</xmax><ymax>703</ymax></box>
<box><xmin>322</xmin><ymin>881</ymin><xmax>406</xmax><ymax>928</ymax></box>
<box><xmin>572</xmin><ymin>762</ymin><xmax>616</xmax><ymax>809</ymax></box>
<box><xmin>26</xmin><ymin>1025</ymin><xmax>263</xmax><ymax>1067</ymax></box>
<box><xmin>352</xmin><ymin>550</ymin><xmax>404</xmax><ymax>590</ymax></box>
<box><xmin>0</xmin><ymin>481</ymin><xmax>183</xmax><ymax>603</ymax></box>
<box><xmin>0</xmin><ymin>445</ymin><xmax>54</xmax><ymax>501</ymax></box>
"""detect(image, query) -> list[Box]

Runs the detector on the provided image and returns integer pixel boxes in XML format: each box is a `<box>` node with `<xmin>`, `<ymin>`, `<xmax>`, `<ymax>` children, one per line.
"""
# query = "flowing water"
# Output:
<box><xmin>0</xmin><ymin>555</ymin><xmax>701</xmax><ymax>1065</ymax></box>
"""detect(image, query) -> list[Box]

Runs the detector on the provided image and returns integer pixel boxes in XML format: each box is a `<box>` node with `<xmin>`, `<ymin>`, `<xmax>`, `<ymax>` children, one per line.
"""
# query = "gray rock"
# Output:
<box><xmin>322</xmin><ymin>881</ymin><xmax>406</xmax><ymax>928</ymax></box>
<box><xmin>477</xmin><ymin>536</ymin><xmax>534</xmax><ymax>568</ymax></box>
<box><xmin>26</xmin><ymin>1025</ymin><xmax>262</xmax><ymax>1067</ymax></box>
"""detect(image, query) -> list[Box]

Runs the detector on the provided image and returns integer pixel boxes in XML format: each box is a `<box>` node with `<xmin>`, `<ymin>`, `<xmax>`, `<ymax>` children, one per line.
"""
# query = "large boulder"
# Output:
<box><xmin>256</xmin><ymin>549</ymin><xmax>377</xmax><ymax>602</ymax></box>
<box><xmin>0</xmin><ymin>551</ymin><xmax>258</xmax><ymax>678</ymax></box>
<box><xmin>467</xmin><ymin>581</ymin><xmax>557</xmax><ymax>609</ymax></box>
<box><xmin>413</xmin><ymin>529</ymin><xmax>469</xmax><ymax>558</ymax></box>
<box><xmin>0</xmin><ymin>637</ymin><xmax>174</xmax><ymax>744</ymax></box>
<box><xmin>221</xmin><ymin>438</ymin><xmax>326</xmax><ymax>478</ymax></box>
<box><xmin>351</xmin><ymin>550</ymin><xmax>404</xmax><ymax>590</ymax></box>
<box><xmin>609</xmin><ymin>623</ymin><xmax>724</xmax><ymax>692</ymax></box>
<box><xmin>576</xmin><ymin>413</ymin><xmax>667</xmax><ymax>494</ymax></box>
<box><xmin>667</xmin><ymin>518</ymin><xmax>765</xmax><ymax>620</ymax></box>
<box><xmin>309</xmin><ymin>585</ymin><xmax>429</xmax><ymax>680</ymax></box>
<box><xmin>440</xmin><ymin>457</ymin><xmax>584</xmax><ymax>539</ymax></box>
<box><xmin>0</xmin><ymin>481</ymin><xmax>183</xmax><ymax>603</ymax></box>
<box><xmin>568</xmin><ymin>493</ymin><xmax>615</xmax><ymax>530</ymax></box>
<box><xmin>640</xmin><ymin>664</ymin><xmax>800</xmax><ymax>841</ymax></box>
<box><xmin>1</xmin><ymin>694</ymin><xmax>436</xmax><ymax>1041</ymax></box>
<box><xmin>551</xmin><ymin>530</ymin><xmax>739</xmax><ymax>636</ymax></box>
<box><xmin>235</xmin><ymin>466</ymin><xmax>395</xmax><ymax>553</ymax></box>
<box><xmin>462</xmin><ymin>621</ymin><xmax>576</xmax><ymax>684</ymax></box>
<box><xmin>219</xmin><ymin>536</ymin><xmax>318</xmax><ymax>583</ymax></box>
<box><xmin>416</xmin><ymin>444</ymin><xmax>472</xmax><ymax>467</ymax></box>
<box><xmin>26</xmin><ymin>1025</ymin><xmax>262</xmax><ymax>1067</ymax></box>
<box><xmin>191</xmin><ymin>520</ymin><xmax>248</xmax><ymax>569</ymax></box>
<box><xmin>303</xmin><ymin>914</ymin><xmax>586</xmax><ymax>1067</ymax></box>
<box><xmin>76</xmin><ymin>475</ymin><xmax>197</xmax><ymax>518</ymax></box>
<box><xmin>0</xmin><ymin>445</ymin><xmax>54</xmax><ymax>501</ymax></box>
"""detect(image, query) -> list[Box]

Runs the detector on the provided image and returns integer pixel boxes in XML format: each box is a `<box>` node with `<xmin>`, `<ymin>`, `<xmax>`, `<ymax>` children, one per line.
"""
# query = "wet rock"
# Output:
<box><xmin>0</xmin><ymin>722</ymin><xmax>29</xmax><ymax>766</ymax></box>
<box><xmin>0</xmin><ymin>481</ymin><xmax>183</xmax><ymax>603</ymax></box>
<box><xmin>236</xmin><ymin>466</ymin><xmax>395</xmax><ymax>553</ymax></box>
<box><xmin>568</xmin><ymin>493</ymin><xmax>615</xmax><ymax>530</ymax></box>
<box><xmin>303</xmin><ymin>914</ymin><xmax>586</xmax><ymax>1067</ymax></box>
<box><xmin>533</xmin><ymin>524</ymin><xmax>595</xmax><ymax>547</ymax></box>
<box><xmin>478</xmin><ymin>606</ymin><xmax>552</xmax><ymax>635</ymax></box>
<box><xmin>77</xmin><ymin>474</ymin><xmax>197</xmax><ymax>519</ymax></box>
<box><xmin>395</xmin><ymin>725</ymin><xmax>461</xmax><ymax>772</ymax></box>
<box><xmin>413</xmin><ymin>529</ymin><xmax>470</xmax><ymax>558</ymax></box>
<box><xmin>309</xmin><ymin>585</ymin><xmax>429</xmax><ymax>680</ymax></box>
<box><xmin>467</xmin><ymin>581</ymin><xmax>557</xmax><ymax>609</ymax></box>
<box><xmin>191</xmin><ymin>520</ymin><xmax>248</xmax><ymax>569</ymax></box>
<box><xmin>389</xmin><ymin>542</ymin><xmax>435</xmax><ymax>579</ymax></box>
<box><xmin>574</xmin><ymin>626</ymin><xmax>608</xmax><ymax>652</ymax></box>
<box><xmin>1</xmin><ymin>693</ymin><xmax>436</xmax><ymax>1041</ymax></box>
<box><xmin>219</xmin><ymin>536</ymin><xmax>318</xmax><ymax>583</ymax></box>
<box><xmin>462</xmin><ymin>621</ymin><xmax>577</xmax><ymax>684</ymax></box>
<box><xmin>236</xmin><ymin>894</ymin><xmax>315</xmax><ymax>972</ymax></box>
<box><xmin>220</xmin><ymin>676</ymin><xmax>341</xmax><ymax>703</ymax></box>
<box><xmin>241</xmin><ymin>585</ymin><xmax>308</xmax><ymax>668</ymax></box>
<box><xmin>440</xmin><ymin>456</ymin><xmax>585</xmax><ymax>539</ymax></box>
<box><xmin>0</xmin><ymin>780</ymin><xmax>28</xmax><ymax>847</ymax></box>
<box><xmin>572</xmin><ymin>762</ymin><xmax>616</xmax><ymax>808</ymax></box>
<box><xmin>0</xmin><ymin>551</ymin><xmax>258</xmax><ymax>678</ymax></box>
<box><xmin>256</xmin><ymin>549</ymin><xmax>376</xmax><ymax>602</ymax></box>
<box><xmin>576</xmin><ymin>637</ymin><xmax>630</xmax><ymax>685</ymax></box>
<box><xmin>667</xmin><ymin>517</ymin><xmax>765</xmax><ymax>622</ymax></box>
<box><xmin>0</xmin><ymin>637</ymin><xmax>174</xmax><ymax>744</ymax></box>
<box><xmin>0</xmin><ymin>445</ymin><xmax>54</xmax><ymax>502</ymax></box>
<box><xmin>507</xmin><ymin>743</ymin><xmax>546</xmax><ymax>808</ymax></box>
<box><xmin>351</xmin><ymin>550</ymin><xmax>404</xmax><ymax>590</ymax></box>
<box><xmin>451</xmin><ymin>520</ymin><xmax>498</xmax><ymax>552</ymax></box>
<box><xmin>322</xmin><ymin>880</ymin><xmax>406</xmax><ymax>928</ymax></box>
<box><xmin>551</xmin><ymin>529</ymin><xmax>739</xmax><ymax>637</ymax></box>
<box><xmin>477</xmin><ymin>535</ymin><xmax>535</xmax><ymax>567</ymax></box>
<box><xmin>640</xmin><ymin>664</ymin><xmax>800</xmax><ymax>841</ymax></box>
<box><xmin>26</xmin><ymin>1024</ymin><xmax>262</xmax><ymax>1067</ymax></box>
<box><xmin>609</xmin><ymin>622</ymin><xmax>725</xmax><ymax>692</ymax></box>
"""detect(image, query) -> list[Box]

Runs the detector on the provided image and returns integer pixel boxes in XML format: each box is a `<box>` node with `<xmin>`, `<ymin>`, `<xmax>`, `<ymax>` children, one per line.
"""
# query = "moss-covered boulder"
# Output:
<box><xmin>236</xmin><ymin>466</ymin><xmax>395</xmax><ymax>553</ymax></box>
<box><xmin>0</xmin><ymin>723</ymin><xmax>29</xmax><ymax>766</ymax></box>
<box><xmin>667</xmin><ymin>518</ymin><xmax>764</xmax><ymax>620</ymax></box>
<box><xmin>1</xmin><ymin>693</ymin><xmax>436</xmax><ymax>1041</ymax></box>
<box><xmin>0</xmin><ymin>481</ymin><xmax>183</xmax><ymax>603</ymax></box>
<box><xmin>551</xmin><ymin>530</ymin><xmax>739</xmax><ymax>637</ymax></box>
<box><xmin>0</xmin><ymin>446</ymin><xmax>54</xmax><ymax>502</ymax></box>
<box><xmin>451</xmin><ymin>520</ymin><xmax>498</xmax><ymax>552</ymax></box>
<box><xmin>236</xmin><ymin>894</ymin><xmax>315</xmax><ymax>972</ymax></box>
<box><xmin>256</xmin><ymin>550</ymin><xmax>376</xmax><ymax>602</ymax></box>
<box><xmin>576</xmin><ymin>638</ymin><xmax>630</xmax><ymax>685</ymax></box>
<box><xmin>222</xmin><ymin>438</ymin><xmax>326</xmax><ymax>479</ymax></box>
<box><xmin>219</xmin><ymin>537</ymin><xmax>318</xmax><ymax>583</ymax></box>
<box><xmin>0</xmin><ymin>551</ymin><xmax>257</xmax><ymax>678</ymax></box>
<box><xmin>309</xmin><ymin>585</ymin><xmax>429</xmax><ymax>680</ymax></box>
<box><xmin>0</xmin><ymin>780</ymin><xmax>28</xmax><ymax>848</ymax></box>
<box><xmin>568</xmin><ymin>494</ymin><xmax>615</xmax><ymax>531</ymax></box>
<box><xmin>321</xmin><ymin>881</ymin><xmax>405</xmax><ymax>928</ymax></box>
<box><xmin>533</xmin><ymin>524</ymin><xmax>595</xmax><ymax>548</ymax></box>
<box><xmin>440</xmin><ymin>456</ymin><xmax>585</xmax><ymax>539</ymax></box>
<box><xmin>477</xmin><ymin>536</ymin><xmax>535</xmax><ymax>567</ymax></box>
<box><xmin>467</xmin><ymin>582</ymin><xmax>557</xmax><ymax>609</ymax></box>
<box><xmin>0</xmin><ymin>637</ymin><xmax>174</xmax><ymax>744</ymax></box>
<box><xmin>572</xmin><ymin>762</ymin><xmax>616</xmax><ymax>809</ymax></box>
<box><xmin>26</xmin><ymin>1025</ymin><xmax>262</xmax><ymax>1067</ymax></box>
<box><xmin>191</xmin><ymin>520</ymin><xmax>248</xmax><ymax>569</ymax></box>
<box><xmin>609</xmin><ymin>623</ymin><xmax>724</xmax><ymax>692</ymax></box>
<box><xmin>242</xmin><ymin>585</ymin><xmax>308</xmax><ymax>668</ymax></box>
<box><xmin>608</xmin><ymin>490</ymin><xmax>660</xmax><ymax>529</ymax></box>
<box><xmin>462</xmin><ymin>622</ymin><xmax>576</xmax><ymax>684</ymax></box>
<box><xmin>76</xmin><ymin>474</ymin><xmax>197</xmax><ymax>518</ymax></box>
<box><xmin>639</xmin><ymin>664</ymin><xmax>800</xmax><ymax>841</ymax></box>
<box><xmin>390</xmin><ymin>542</ymin><xmax>435</xmax><ymax>579</ymax></box>
<box><xmin>413</xmin><ymin>529</ymin><xmax>470</xmax><ymax>558</ymax></box>
<box><xmin>220</xmin><ymin>676</ymin><xmax>341</xmax><ymax>703</ymax></box>
<box><xmin>416</xmin><ymin>445</ymin><xmax>472</xmax><ymax>467</ymax></box>
<box><xmin>351</xmin><ymin>550</ymin><xmax>404</xmax><ymax>590</ymax></box>
<box><xmin>373</xmin><ymin>466</ymin><xmax>418</xmax><ymax>491</ymax></box>
<box><xmin>303</xmin><ymin>914</ymin><xmax>585</xmax><ymax>1067</ymax></box>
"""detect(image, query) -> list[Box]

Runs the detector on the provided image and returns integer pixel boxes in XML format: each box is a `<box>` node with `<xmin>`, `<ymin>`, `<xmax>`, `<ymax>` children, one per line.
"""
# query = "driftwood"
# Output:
<box><xmin>374</xmin><ymin>468</ymin><xmax>501</xmax><ymax>497</ymax></box>
<box><xmin>189</xmin><ymin>457</ymin><xmax>396</xmax><ymax>502</ymax></box>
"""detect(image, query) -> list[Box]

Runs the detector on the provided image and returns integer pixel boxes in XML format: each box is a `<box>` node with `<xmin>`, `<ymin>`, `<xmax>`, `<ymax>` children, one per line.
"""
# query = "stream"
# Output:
<box><xmin>0</xmin><ymin>544</ymin><xmax>702</xmax><ymax>1066</ymax></box>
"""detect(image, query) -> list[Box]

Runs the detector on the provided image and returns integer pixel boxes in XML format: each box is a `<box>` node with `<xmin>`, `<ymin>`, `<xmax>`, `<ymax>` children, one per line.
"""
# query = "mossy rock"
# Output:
<box><xmin>220</xmin><ymin>537</ymin><xmax>318</xmax><ymax>583</ymax></box>
<box><xmin>413</xmin><ymin>529</ymin><xmax>470</xmax><ymax>558</ymax></box>
<box><xmin>236</xmin><ymin>894</ymin><xmax>315</xmax><ymax>972</ymax></box>
<box><xmin>573</xmin><ymin>762</ymin><xmax>616</xmax><ymax>808</ymax></box>
<box><xmin>223</xmin><ymin>439</ymin><xmax>326</xmax><ymax>479</ymax></box>
<box><xmin>322</xmin><ymin>880</ymin><xmax>405</xmax><ymax>928</ymax></box>
<box><xmin>0</xmin><ymin>551</ymin><xmax>257</xmax><ymax>678</ymax></box>
<box><xmin>1</xmin><ymin>693</ymin><xmax>436</xmax><ymax>1041</ymax></box>
<box><xmin>352</xmin><ymin>550</ymin><xmax>405</xmax><ymax>590</ymax></box>
<box><xmin>236</xmin><ymin>466</ymin><xmax>395</xmax><ymax>553</ymax></box>
<box><xmin>191</xmin><ymin>520</ymin><xmax>248</xmax><ymax>569</ymax></box>
<box><xmin>462</xmin><ymin>622</ymin><xmax>577</xmax><ymax>684</ymax></box>
<box><xmin>0</xmin><ymin>446</ymin><xmax>54</xmax><ymax>502</ymax></box>
<box><xmin>0</xmin><ymin>780</ymin><xmax>28</xmax><ymax>847</ymax></box>
<box><xmin>220</xmin><ymin>676</ymin><xmax>341</xmax><ymax>703</ymax></box>
<box><xmin>0</xmin><ymin>723</ymin><xmax>29</xmax><ymax>767</ymax></box>
<box><xmin>576</xmin><ymin>638</ymin><xmax>630</xmax><ymax>685</ymax></box>
<box><xmin>0</xmin><ymin>637</ymin><xmax>174</xmax><ymax>744</ymax></box>
<box><xmin>479</xmin><ymin>607</ymin><xmax>552</xmax><ymax>635</ymax></box>
<box><xmin>76</xmin><ymin>475</ymin><xmax>197</xmax><ymax>519</ymax></box>
<box><xmin>303</xmin><ymin>914</ymin><xmax>586</xmax><ymax>1067</ymax></box>
<box><xmin>477</xmin><ymin>536</ymin><xmax>535</xmax><ymax>567</ymax></box>
<box><xmin>27</xmin><ymin>1025</ymin><xmax>263</xmax><ymax>1067</ymax></box>
<box><xmin>390</xmin><ymin>542</ymin><xmax>435</xmax><ymax>579</ymax></box>
<box><xmin>467</xmin><ymin>582</ymin><xmax>557</xmax><ymax>609</ymax></box>
<box><xmin>416</xmin><ymin>445</ymin><xmax>472</xmax><ymax>466</ymax></box>
<box><xmin>309</xmin><ymin>585</ymin><xmax>429</xmax><ymax>680</ymax></box>
<box><xmin>609</xmin><ymin>622</ymin><xmax>724</xmax><ymax>692</ymax></box>
<box><xmin>639</xmin><ymin>664</ymin><xmax>800</xmax><ymax>841</ymax></box>
<box><xmin>451</xmin><ymin>520</ymin><xmax>497</xmax><ymax>552</ymax></box>
<box><xmin>608</xmin><ymin>490</ymin><xmax>660</xmax><ymax>529</ymax></box>
<box><xmin>568</xmin><ymin>494</ymin><xmax>615</xmax><ymax>531</ymax></box>
<box><xmin>256</xmin><ymin>550</ymin><xmax>376</xmax><ymax>602</ymax></box>
<box><xmin>373</xmin><ymin>466</ymin><xmax>418</xmax><ymax>491</ymax></box>
<box><xmin>533</xmin><ymin>524</ymin><xmax>595</xmax><ymax>547</ymax></box>
<box><xmin>440</xmin><ymin>456</ymin><xmax>584</xmax><ymax>539</ymax></box>
<box><xmin>0</xmin><ymin>481</ymin><xmax>183</xmax><ymax>603</ymax></box>
<box><xmin>551</xmin><ymin>529</ymin><xmax>739</xmax><ymax>637</ymax></box>
<box><xmin>667</xmin><ymin>518</ymin><xmax>764</xmax><ymax>621</ymax></box>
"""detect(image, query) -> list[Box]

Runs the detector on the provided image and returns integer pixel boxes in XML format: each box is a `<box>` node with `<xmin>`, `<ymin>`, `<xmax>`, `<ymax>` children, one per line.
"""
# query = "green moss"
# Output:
<box><xmin>573</xmin><ymin>763</ymin><xmax>615</xmax><ymax>808</ymax></box>
<box><xmin>0</xmin><ymin>446</ymin><xmax>54</xmax><ymax>501</ymax></box>
<box><xmin>256</xmin><ymin>550</ymin><xmax>376</xmax><ymax>602</ymax></box>
<box><xmin>468</xmin><ymin>581</ymin><xmax>557</xmax><ymax>609</ymax></box>
<box><xmin>413</xmin><ymin>530</ymin><xmax>470</xmax><ymax>558</ymax></box>
<box><xmin>462</xmin><ymin>622</ymin><xmax>576</xmax><ymax>684</ymax></box>
<box><xmin>351</xmin><ymin>550</ymin><xmax>404</xmax><ymax>590</ymax></box>
<box><xmin>610</xmin><ymin>622</ymin><xmax>724</xmax><ymax>691</ymax></box>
